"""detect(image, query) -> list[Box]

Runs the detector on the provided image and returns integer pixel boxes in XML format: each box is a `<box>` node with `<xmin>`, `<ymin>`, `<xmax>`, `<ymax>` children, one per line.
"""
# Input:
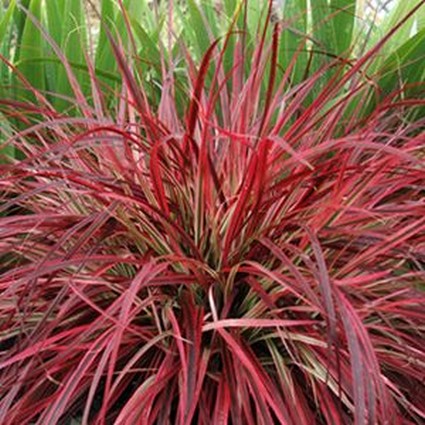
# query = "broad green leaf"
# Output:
<box><xmin>13</xmin><ymin>56</ymin><xmax>121</xmax><ymax>84</ymax></box>
<box><xmin>95</xmin><ymin>0</ymin><xmax>118</xmax><ymax>75</ymax></box>
<box><xmin>223</xmin><ymin>0</ymin><xmax>240</xmax><ymax>21</ymax></box>
<box><xmin>52</xmin><ymin>0</ymin><xmax>87</xmax><ymax>111</ymax></box>
<box><xmin>132</xmin><ymin>21</ymin><xmax>162</xmax><ymax>68</ymax></box>
<box><xmin>310</xmin><ymin>0</ymin><xmax>334</xmax><ymax>61</ymax></box>
<box><xmin>183</xmin><ymin>0</ymin><xmax>214</xmax><ymax>61</ymax></box>
<box><xmin>0</xmin><ymin>0</ymin><xmax>15</xmax><ymax>43</ymax></box>
<box><xmin>280</xmin><ymin>0</ymin><xmax>308</xmax><ymax>86</ymax></box>
<box><xmin>44</xmin><ymin>0</ymin><xmax>65</xmax><ymax>105</ymax></box>
<box><xmin>119</xmin><ymin>0</ymin><xmax>149</xmax><ymax>48</ymax></box>
<box><xmin>350</xmin><ymin>27</ymin><xmax>425</xmax><ymax>122</ymax></box>
<box><xmin>330</xmin><ymin>0</ymin><xmax>356</xmax><ymax>56</ymax></box>
<box><xmin>12</xmin><ymin>0</ymin><xmax>31</xmax><ymax>60</ymax></box>
<box><xmin>246</xmin><ymin>0</ymin><xmax>268</xmax><ymax>38</ymax></box>
<box><xmin>309</xmin><ymin>0</ymin><xmax>337</xmax><ymax>96</ymax></box>
<box><xmin>378</xmin><ymin>0</ymin><xmax>424</xmax><ymax>52</ymax></box>
<box><xmin>0</xmin><ymin>0</ymin><xmax>16</xmax><ymax>100</ymax></box>
<box><xmin>200</xmin><ymin>0</ymin><xmax>220</xmax><ymax>39</ymax></box>
<box><xmin>366</xmin><ymin>1</ymin><xmax>425</xmax><ymax>80</ymax></box>
<box><xmin>104</xmin><ymin>0</ymin><xmax>149</xmax><ymax>57</ymax></box>
<box><xmin>309</xmin><ymin>0</ymin><xmax>355</xmax><ymax>62</ymax></box>
<box><xmin>221</xmin><ymin>0</ymin><xmax>241</xmax><ymax>78</ymax></box>
<box><xmin>377</xmin><ymin>28</ymin><xmax>425</xmax><ymax>110</ymax></box>
<box><xmin>307</xmin><ymin>0</ymin><xmax>356</xmax><ymax>96</ymax></box>
<box><xmin>122</xmin><ymin>0</ymin><xmax>148</xmax><ymax>23</ymax></box>
<box><xmin>44</xmin><ymin>0</ymin><xmax>62</xmax><ymax>45</ymax></box>
<box><xmin>131</xmin><ymin>18</ymin><xmax>164</xmax><ymax>103</ymax></box>
<box><xmin>15</xmin><ymin>0</ymin><xmax>45</xmax><ymax>100</ymax></box>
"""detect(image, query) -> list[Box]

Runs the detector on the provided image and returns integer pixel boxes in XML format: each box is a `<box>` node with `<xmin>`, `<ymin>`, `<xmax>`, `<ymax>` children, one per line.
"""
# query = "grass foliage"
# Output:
<box><xmin>0</xmin><ymin>1</ymin><xmax>424</xmax><ymax>424</ymax></box>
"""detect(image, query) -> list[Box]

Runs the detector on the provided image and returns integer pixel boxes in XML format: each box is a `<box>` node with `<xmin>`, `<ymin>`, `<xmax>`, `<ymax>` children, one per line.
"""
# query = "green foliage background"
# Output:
<box><xmin>0</xmin><ymin>0</ymin><xmax>424</xmax><ymax>159</ymax></box>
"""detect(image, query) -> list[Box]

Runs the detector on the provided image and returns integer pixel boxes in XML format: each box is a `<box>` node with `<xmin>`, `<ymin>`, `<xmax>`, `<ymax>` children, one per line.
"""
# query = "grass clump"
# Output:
<box><xmin>0</xmin><ymin>1</ymin><xmax>424</xmax><ymax>424</ymax></box>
